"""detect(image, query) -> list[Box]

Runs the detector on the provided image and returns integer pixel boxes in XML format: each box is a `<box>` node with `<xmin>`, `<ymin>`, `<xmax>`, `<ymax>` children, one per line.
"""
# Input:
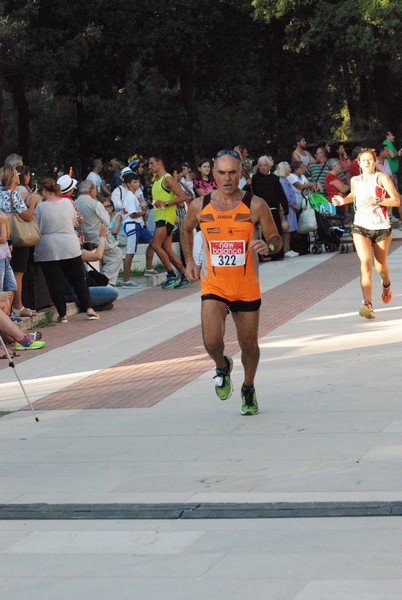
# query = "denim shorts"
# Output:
<box><xmin>352</xmin><ymin>225</ymin><xmax>392</xmax><ymax>244</ymax></box>
<box><xmin>0</xmin><ymin>257</ymin><xmax>17</xmax><ymax>291</ymax></box>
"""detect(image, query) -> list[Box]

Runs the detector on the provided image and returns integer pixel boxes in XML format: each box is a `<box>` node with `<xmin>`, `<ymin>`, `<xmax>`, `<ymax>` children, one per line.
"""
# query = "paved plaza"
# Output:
<box><xmin>1</xmin><ymin>241</ymin><xmax>402</xmax><ymax>599</ymax></box>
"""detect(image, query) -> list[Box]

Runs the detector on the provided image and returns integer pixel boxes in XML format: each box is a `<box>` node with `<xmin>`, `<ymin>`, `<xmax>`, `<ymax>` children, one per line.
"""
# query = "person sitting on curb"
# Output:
<box><xmin>64</xmin><ymin>224</ymin><xmax>119</xmax><ymax>310</ymax></box>
<box><xmin>0</xmin><ymin>303</ymin><xmax>45</xmax><ymax>352</ymax></box>
<box><xmin>75</xmin><ymin>180</ymin><xmax>123</xmax><ymax>286</ymax></box>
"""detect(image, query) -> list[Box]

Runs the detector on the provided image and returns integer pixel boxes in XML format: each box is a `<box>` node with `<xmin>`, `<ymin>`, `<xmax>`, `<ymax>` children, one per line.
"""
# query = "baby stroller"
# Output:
<box><xmin>304</xmin><ymin>191</ymin><xmax>351</xmax><ymax>254</ymax></box>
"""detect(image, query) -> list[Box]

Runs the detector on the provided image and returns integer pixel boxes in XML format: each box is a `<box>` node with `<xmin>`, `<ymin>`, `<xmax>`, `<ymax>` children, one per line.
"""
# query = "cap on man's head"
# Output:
<box><xmin>57</xmin><ymin>174</ymin><xmax>77</xmax><ymax>193</ymax></box>
<box><xmin>120</xmin><ymin>166</ymin><xmax>134</xmax><ymax>180</ymax></box>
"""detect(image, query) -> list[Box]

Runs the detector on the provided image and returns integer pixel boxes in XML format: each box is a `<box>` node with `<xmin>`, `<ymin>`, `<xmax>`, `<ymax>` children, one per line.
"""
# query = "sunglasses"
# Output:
<box><xmin>216</xmin><ymin>149</ymin><xmax>241</xmax><ymax>160</ymax></box>
<box><xmin>103</xmin><ymin>204</ymin><xmax>113</xmax><ymax>208</ymax></box>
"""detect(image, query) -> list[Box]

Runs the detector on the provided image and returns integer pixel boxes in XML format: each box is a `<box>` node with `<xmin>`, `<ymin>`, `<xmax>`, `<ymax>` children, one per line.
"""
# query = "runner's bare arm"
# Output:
<box><xmin>333</xmin><ymin>177</ymin><xmax>356</xmax><ymax>205</ymax></box>
<box><xmin>181</xmin><ymin>199</ymin><xmax>202</xmax><ymax>281</ymax></box>
<box><xmin>251</xmin><ymin>195</ymin><xmax>282</xmax><ymax>255</ymax></box>
<box><xmin>377</xmin><ymin>173</ymin><xmax>400</xmax><ymax>206</ymax></box>
<box><xmin>165</xmin><ymin>176</ymin><xmax>187</xmax><ymax>206</ymax></box>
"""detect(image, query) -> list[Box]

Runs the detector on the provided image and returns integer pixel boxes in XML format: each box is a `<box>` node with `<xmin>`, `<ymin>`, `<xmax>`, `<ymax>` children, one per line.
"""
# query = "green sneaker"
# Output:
<box><xmin>14</xmin><ymin>340</ymin><xmax>45</xmax><ymax>351</ymax></box>
<box><xmin>162</xmin><ymin>275</ymin><xmax>181</xmax><ymax>289</ymax></box>
<box><xmin>359</xmin><ymin>301</ymin><xmax>375</xmax><ymax>319</ymax></box>
<box><xmin>213</xmin><ymin>356</ymin><xmax>233</xmax><ymax>401</ymax></box>
<box><xmin>241</xmin><ymin>386</ymin><xmax>258</xmax><ymax>415</ymax></box>
<box><xmin>174</xmin><ymin>277</ymin><xmax>190</xmax><ymax>289</ymax></box>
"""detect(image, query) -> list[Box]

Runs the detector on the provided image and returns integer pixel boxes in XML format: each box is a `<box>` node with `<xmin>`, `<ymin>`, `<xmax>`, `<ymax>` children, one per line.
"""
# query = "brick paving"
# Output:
<box><xmin>10</xmin><ymin>241</ymin><xmax>401</xmax><ymax>410</ymax></box>
<box><xmin>0</xmin><ymin>282</ymin><xmax>197</xmax><ymax>369</ymax></box>
<box><xmin>29</xmin><ymin>250</ymin><xmax>366</xmax><ymax>411</ymax></box>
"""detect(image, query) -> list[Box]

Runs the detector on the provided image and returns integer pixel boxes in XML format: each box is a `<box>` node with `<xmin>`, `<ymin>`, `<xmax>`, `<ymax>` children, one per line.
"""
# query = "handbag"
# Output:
<box><xmin>8</xmin><ymin>192</ymin><xmax>41</xmax><ymax>247</ymax></box>
<box><xmin>85</xmin><ymin>263</ymin><xmax>109</xmax><ymax>287</ymax></box>
<box><xmin>297</xmin><ymin>197</ymin><xmax>317</xmax><ymax>234</ymax></box>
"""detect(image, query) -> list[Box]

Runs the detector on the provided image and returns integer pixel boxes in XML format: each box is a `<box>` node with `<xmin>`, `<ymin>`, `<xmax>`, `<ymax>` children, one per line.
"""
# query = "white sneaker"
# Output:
<box><xmin>121</xmin><ymin>281</ymin><xmax>142</xmax><ymax>288</ymax></box>
<box><xmin>144</xmin><ymin>269</ymin><xmax>158</xmax><ymax>276</ymax></box>
<box><xmin>285</xmin><ymin>250</ymin><xmax>299</xmax><ymax>258</ymax></box>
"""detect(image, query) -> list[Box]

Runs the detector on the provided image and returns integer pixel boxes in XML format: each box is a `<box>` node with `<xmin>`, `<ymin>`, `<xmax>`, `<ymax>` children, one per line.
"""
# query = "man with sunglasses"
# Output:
<box><xmin>181</xmin><ymin>150</ymin><xmax>282</xmax><ymax>415</ymax></box>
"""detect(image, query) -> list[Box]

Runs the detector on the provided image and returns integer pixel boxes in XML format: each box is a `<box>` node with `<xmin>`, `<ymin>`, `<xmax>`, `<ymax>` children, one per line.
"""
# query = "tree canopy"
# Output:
<box><xmin>1</xmin><ymin>0</ymin><xmax>400</xmax><ymax>175</ymax></box>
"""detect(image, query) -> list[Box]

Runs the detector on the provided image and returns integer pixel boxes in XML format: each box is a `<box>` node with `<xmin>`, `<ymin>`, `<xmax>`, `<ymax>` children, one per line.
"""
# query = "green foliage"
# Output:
<box><xmin>1</xmin><ymin>0</ymin><xmax>401</xmax><ymax>170</ymax></box>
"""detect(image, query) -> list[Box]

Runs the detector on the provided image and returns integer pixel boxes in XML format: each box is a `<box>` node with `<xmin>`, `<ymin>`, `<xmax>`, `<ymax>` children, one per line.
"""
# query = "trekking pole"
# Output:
<box><xmin>0</xmin><ymin>336</ymin><xmax>39</xmax><ymax>422</ymax></box>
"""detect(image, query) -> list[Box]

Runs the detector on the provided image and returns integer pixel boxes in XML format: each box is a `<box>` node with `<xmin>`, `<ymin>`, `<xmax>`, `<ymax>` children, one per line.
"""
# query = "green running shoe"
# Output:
<box><xmin>358</xmin><ymin>301</ymin><xmax>375</xmax><ymax>319</ymax></box>
<box><xmin>213</xmin><ymin>356</ymin><xmax>233</xmax><ymax>401</ymax></box>
<box><xmin>174</xmin><ymin>276</ymin><xmax>191</xmax><ymax>289</ymax></box>
<box><xmin>162</xmin><ymin>275</ymin><xmax>181</xmax><ymax>289</ymax></box>
<box><xmin>14</xmin><ymin>339</ymin><xmax>45</xmax><ymax>351</ymax></box>
<box><xmin>241</xmin><ymin>386</ymin><xmax>258</xmax><ymax>415</ymax></box>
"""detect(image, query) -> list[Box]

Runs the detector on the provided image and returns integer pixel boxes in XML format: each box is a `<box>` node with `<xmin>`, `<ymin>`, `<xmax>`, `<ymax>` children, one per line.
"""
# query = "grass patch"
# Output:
<box><xmin>118</xmin><ymin>265</ymin><xmax>165</xmax><ymax>278</ymax></box>
<box><xmin>0</xmin><ymin>411</ymin><xmax>11</xmax><ymax>418</ymax></box>
<box><xmin>32</xmin><ymin>316</ymin><xmax>56</xmax><ymax>329</ymax></box>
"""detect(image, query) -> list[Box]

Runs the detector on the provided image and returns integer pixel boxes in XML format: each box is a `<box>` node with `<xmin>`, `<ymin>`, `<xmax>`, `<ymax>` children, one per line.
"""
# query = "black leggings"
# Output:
<box><xmin>39</xmin><ymin>256</ymin><xmax>92</xmax><ymax>317</ymax></box>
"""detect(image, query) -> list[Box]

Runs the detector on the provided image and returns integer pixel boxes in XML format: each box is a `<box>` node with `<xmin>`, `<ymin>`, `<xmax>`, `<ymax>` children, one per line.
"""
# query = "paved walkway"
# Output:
<box><xmin>1</xmin><ymin>242</ymin><xmax>402</xmax><ymax>599</ymax></box>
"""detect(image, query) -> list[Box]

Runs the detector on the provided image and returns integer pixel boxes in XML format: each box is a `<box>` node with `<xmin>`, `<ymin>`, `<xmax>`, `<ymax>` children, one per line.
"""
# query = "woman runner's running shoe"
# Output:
<box><xmin>381</xmin><ymin>282</ymin><xmax>392</xmax><ymax>304</ymax></box>
<box><xmin>359</xmin><ymin>301</ymin><xmax>375</xmax><ymax>319</ymax></box>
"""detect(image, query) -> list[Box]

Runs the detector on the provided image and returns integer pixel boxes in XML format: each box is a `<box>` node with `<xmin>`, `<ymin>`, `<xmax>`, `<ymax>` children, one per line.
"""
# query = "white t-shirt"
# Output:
<box><xmin>376</xmin><ymin>160</ymin><xmax>392</xmax><ymax>177</ymax></box>
<box><xmin>287</xmin><ymin>173</ymin><xmax>308</xmax><ymax>209</ymax></box>
<box><xmin>181</xmin><ymin>177</ymin><xmax>194</xmax><ymax>197</ymax></box>
<box><xmin>111</xmin><ymin>185</ymin><xmax>129</xmax><ymax>211</ymax></box>
<box><xmin>122</xmin><ymin>190</ymin><xmax>144</xmax><ymax>227</ymax></box>
<box><xmin>86</xmin><ymin>171</ymin><xmax>102</xmax><ymax>193</ymax></box>
<box><xmin>135</xmin><ymin>188</ymin><xmax>147</xmax><ymax>210</ymax></box>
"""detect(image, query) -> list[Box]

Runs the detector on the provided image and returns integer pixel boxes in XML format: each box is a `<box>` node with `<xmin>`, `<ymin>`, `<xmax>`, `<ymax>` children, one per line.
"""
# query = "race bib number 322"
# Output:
<box><xmin>209</xmin><ymin>240</ymin><xmax>246</xmax><ymax>267</ymax></box>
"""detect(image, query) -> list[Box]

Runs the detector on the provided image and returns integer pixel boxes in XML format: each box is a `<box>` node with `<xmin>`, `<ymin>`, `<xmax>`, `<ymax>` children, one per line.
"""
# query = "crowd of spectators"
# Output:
<box><xmin>0</xmin><ymin>132</ymin><xmax>401</xmax><ymax>349</ymax></box>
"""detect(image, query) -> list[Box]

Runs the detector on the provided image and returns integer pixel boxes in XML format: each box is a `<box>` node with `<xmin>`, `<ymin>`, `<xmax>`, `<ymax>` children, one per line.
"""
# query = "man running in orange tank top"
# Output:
<box><xmin>181</xmin><ymin>151</ymin><xmax>282</xmax><ymax>415</ymax></box>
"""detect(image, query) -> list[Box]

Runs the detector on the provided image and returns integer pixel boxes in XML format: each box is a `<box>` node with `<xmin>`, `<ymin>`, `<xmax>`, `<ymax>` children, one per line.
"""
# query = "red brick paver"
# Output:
<box><xmin>30</xmin><ymin>249</ymin><xmax>374</xmax><ymax>411</ymax></box>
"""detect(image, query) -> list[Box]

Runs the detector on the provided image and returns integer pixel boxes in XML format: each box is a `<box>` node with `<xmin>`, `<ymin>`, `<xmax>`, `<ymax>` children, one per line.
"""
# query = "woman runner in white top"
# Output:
<box><xmin>333</xmin><ymin>148</ymin><xmax>399</xmax><ymax>319</ymax></box>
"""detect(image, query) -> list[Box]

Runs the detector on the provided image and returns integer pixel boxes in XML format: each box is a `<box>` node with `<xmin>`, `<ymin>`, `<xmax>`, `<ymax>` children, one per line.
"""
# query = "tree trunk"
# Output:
<box><xmin>0</xmin><ymin>81</ymin><xmax>4</xmax><ymax>160</ymax></box>
<box><xmin>10</xmin><ymin>78</ymin><xmax>31</xmax><ymax>163</ymax></box>
<box><xmin>179</xmin><ymin>68</ymin><xmax>201</xmax><ymax>163</ymax></box>
<box><xmin>340</xmin><ymin>59</ymin><xmax>359</xmax><ymax>132</ymax></box>
<box><xmin>75</xmin><ymin>94</ymin><xmax>86</xmax><ymax>179</ymax></box>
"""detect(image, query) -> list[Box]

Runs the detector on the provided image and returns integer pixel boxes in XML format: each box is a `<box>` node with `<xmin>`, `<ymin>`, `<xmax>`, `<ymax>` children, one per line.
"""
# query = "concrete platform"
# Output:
<box><xmin>1</xmin><ymin>240</ymin><xmax>402</xmax><ymax>598</ymax></box>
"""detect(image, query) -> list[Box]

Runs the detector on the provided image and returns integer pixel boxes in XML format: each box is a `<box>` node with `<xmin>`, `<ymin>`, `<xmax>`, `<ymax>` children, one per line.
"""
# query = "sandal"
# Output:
<box><xmin>1</xmin><ymin>350</ymin><xmax>20</xmax><ymax>359</ymax></box>
<box><xmin>87</xmin><ymin>312</ymin><xmax>100</xmax><ymax>320</ymax></box>
<box><xmin>12</xmin><ymin>306</ymin><xmax>37</xmax><ymax>318</ymax></box>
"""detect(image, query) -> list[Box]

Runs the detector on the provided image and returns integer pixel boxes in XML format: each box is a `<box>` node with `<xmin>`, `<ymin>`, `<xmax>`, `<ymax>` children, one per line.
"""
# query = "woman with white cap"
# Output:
<box><xmin>57</xmin><ymin>174</ymin><xmax>85</xmax><ymax>244</ymax></box>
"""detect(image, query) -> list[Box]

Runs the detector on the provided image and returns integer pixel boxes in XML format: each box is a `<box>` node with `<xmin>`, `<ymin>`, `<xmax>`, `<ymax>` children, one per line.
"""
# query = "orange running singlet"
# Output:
<box><xmin>199</xmin><ymin>193</ymin><xmax>260</xmax><ymax>302</ymax></box>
